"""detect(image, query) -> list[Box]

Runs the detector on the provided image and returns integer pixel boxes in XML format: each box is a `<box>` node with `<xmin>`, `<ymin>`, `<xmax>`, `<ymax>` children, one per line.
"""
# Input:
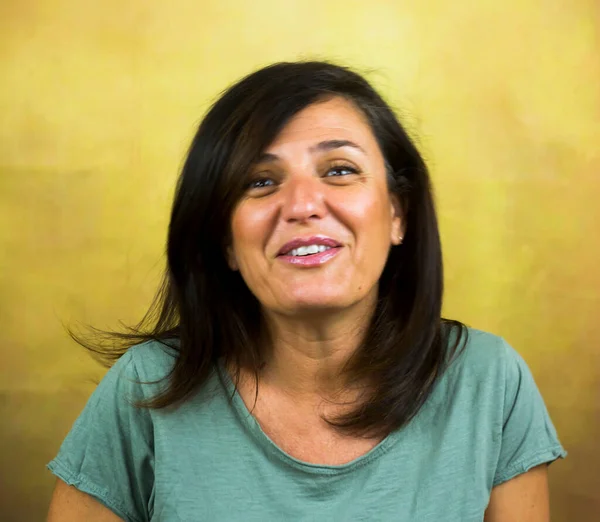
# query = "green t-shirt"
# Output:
<box><xmin>48</xmin><ymin>329</ymin><xmax>566</xmax><ymax>521</ymax></box>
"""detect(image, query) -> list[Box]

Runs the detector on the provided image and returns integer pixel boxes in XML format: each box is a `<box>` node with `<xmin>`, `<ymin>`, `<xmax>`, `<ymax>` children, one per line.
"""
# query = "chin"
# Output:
<box><xmin>280</xmin><ymin>286</ymin><xmax>358</xmax><ymax>313</ymax></box>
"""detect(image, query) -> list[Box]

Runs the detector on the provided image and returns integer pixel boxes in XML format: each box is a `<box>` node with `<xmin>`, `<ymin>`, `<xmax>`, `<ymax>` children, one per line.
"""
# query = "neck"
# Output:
<box><xmin>259</xmin><ymin>292</ymin><xmax>377</xmax><ymax>402</ymax></box>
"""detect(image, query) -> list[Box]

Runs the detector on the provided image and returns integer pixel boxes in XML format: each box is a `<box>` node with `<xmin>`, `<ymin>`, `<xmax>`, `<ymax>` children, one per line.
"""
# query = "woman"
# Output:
<box><xmin>47</xmin><ymin>61</ymin><xmax>565</xmax><ymax>521</ymax></box>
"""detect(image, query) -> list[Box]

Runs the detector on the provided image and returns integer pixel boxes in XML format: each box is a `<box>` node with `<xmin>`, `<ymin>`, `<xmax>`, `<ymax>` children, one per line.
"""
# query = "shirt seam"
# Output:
<box><xmin>48</xmin><ymin>456</ymin><xmax>143</xmax><ymax>522</ymax></box>
<box><xmin>493</xmin><ymin>444</ymin><xmax>566</xmax><ymax>486</ymax></box>
<box><xmin>216</xmin><ymin>359</ymin><xmax>402</xmax><ymax>476</ymax></box>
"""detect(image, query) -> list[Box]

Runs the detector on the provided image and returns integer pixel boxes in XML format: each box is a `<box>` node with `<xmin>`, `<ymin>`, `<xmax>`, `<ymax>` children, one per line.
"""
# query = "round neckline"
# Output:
<box><xmin>216</xmin><ymin>359</ymin><xmax>401</xmax><ymax>475</ymax></box>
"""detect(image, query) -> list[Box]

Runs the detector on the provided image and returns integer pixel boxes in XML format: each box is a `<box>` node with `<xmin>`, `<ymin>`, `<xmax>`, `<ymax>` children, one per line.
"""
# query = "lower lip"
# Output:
<box><xmin>277</xmin><ymin>247</ymin><xmax>342</xmax><ymax>267</ymax></box>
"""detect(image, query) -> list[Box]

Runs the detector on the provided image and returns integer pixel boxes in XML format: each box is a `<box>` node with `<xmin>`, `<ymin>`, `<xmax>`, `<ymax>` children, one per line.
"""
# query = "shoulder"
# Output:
<box><xmin>448</xmin><ymin>327</ymin><xmax>523</xmax><ymax>378</ymax></box>
<box><xmin>439</xmin><ymin>327</ymin><xmax>550</xmax><ymax>425</ymax></box>
<box><xmin>118</xmin><ymin>338</ymin><xmax>223</xmax><ymax>405</ymax></box>
<box><xmin>126</xmin><ymin>338</ymin><xmax>179</xmax><ymax>381</ymax></box>
<box><xmin>436</xmin><ymin>327</ymin><xmax>534</xmax><ymax>411</ymax></box>
<box><xmin>95</xmin><ymin>339</ymin><xmax>179</xmax><ymax>405</ymax></box>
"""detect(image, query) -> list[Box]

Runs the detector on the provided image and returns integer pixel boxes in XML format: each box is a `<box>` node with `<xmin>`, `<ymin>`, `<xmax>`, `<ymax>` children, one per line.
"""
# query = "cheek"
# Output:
<box><xmin>230</xmin><ymin>203</ymin><xmax>273</xmax><ymax>261</ymax></box>
<box><xmin>333</xmin><ymin>188</ymin><xmax>393</xmax><ymax>240</ymax></box>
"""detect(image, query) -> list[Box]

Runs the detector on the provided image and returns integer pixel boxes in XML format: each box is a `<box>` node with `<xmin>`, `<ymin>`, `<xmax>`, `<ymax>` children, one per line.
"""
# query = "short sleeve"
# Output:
<box><xmin>47</xmin><ymin>350</ymin><xmax>155</xmax><ymax>522</ymax></box>
<box><xmin>493</xmin><ymin>339</ymin><xmax>567</xmax><ymax>486</ymax></box>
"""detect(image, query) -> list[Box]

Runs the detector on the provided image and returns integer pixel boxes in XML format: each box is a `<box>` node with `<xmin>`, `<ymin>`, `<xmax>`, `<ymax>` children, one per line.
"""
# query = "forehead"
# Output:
<box><xmin>266</xmin><ymin>97</ymin><xmax>379</xmax><ymax>151</ymax></box>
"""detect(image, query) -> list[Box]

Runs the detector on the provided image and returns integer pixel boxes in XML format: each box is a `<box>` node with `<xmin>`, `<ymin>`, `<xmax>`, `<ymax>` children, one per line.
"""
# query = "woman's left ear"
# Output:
<box><xmin>226</xmin><ymin>246</ymin><xmax>239</xmax><ymax>271</ymax></box>
<box><xmin>390</xmin><ymin>194</ymin><xmax>405</xmax><ymax>245</ymax></box>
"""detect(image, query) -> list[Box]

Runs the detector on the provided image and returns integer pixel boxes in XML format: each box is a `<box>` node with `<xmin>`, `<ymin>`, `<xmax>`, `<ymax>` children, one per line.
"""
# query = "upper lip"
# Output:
<box><xmin>277</xmin><ymin>236</ymin><xmax>343</xmax><ymax>256</ymax></box>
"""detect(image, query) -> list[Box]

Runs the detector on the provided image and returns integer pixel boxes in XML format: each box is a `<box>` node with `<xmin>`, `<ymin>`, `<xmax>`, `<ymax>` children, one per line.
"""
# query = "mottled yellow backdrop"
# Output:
<box><xmin>1</xmin><ymin>1</ymin><xmax>598</xmax><ymax>520</ymax></box>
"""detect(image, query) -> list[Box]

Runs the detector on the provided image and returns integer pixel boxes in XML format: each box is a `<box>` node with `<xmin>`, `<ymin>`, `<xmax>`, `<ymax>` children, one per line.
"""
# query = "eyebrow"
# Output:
<box><xmin>255</xmin><ymin>139</ymin><xmax>365</xmax><ymax>163</ymax></box>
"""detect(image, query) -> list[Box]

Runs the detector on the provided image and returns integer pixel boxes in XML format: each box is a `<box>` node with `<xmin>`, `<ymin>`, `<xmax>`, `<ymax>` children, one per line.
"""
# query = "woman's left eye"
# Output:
<box><xmin>325</xmin><ymin>165</ymin><xmax>358</xmax><ymax>177</ymax></box>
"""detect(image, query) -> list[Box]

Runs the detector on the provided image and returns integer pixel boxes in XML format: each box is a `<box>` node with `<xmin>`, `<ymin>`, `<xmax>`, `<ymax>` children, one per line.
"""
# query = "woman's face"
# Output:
<box><xmin>228</xmin><ymin>97</ymin><xmax>403</xmax><ymax>317</ymax></box>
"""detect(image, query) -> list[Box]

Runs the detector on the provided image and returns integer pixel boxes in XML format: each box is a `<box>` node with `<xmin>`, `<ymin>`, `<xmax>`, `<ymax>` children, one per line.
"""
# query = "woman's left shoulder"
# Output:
<box><xmin>444</xmin><ymin>326</ymin><xmax>531</xmax><ymax>385</ymax></box>
<box><xmin>433</xmin><ymin>326</ymin><xmax>567</xmax><ymax>488</ymax></box>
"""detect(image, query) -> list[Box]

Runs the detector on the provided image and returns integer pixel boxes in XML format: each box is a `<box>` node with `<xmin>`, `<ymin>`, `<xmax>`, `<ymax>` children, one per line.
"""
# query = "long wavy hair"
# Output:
<box><xmin>75</xmin><ymin>61</ymin><xmax>466</xmax><ymax>438</ymax></box>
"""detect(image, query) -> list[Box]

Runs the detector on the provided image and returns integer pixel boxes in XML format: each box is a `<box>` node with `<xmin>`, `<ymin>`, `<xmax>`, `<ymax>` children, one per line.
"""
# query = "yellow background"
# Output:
<box><xmin>1</xmin><ymin>1</ymin><xmax>598</xmax><ymax>520</ymax></box>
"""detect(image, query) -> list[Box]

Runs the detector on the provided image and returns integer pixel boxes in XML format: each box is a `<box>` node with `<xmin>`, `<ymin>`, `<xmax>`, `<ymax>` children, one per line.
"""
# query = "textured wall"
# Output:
<box><xmin>1</xmin><ymin>1</ymin><xmax>598</xmax><ymax>520</ymax></box>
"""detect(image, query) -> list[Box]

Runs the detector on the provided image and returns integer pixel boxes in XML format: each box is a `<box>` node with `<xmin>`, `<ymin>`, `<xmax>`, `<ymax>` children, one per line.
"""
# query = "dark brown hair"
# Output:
<box><xmin>75</xmin><ymin>61</ymin><xmax>466</xmax><ymax>438</ymax></box>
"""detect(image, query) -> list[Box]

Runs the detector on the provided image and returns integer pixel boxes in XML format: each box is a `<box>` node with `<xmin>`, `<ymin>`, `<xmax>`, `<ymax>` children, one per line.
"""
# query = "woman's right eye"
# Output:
<box><xmin>249</xmin><ymin>178</ymin><xmax>274</xmax><ymax>188</ymax></box>
<box><xmin>245</xmin><ymin>177</ymin><xmax>277</xmax><ymax>192</ymax></box>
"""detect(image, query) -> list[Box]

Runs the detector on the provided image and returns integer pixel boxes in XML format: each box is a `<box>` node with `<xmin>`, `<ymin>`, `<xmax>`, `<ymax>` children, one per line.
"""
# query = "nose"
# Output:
<box><xmin>280</xmin><ymin>174</ymin><xmax>326</xmax><ymax>223</ymax></box>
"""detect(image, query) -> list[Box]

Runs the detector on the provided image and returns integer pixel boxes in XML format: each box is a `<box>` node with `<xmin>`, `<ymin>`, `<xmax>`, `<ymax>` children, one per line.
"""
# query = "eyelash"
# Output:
<box><xmin>246</xmin><ymin>164</ymin><xmax>359</xmax><ymax>191</ymax></box>
<box><xmin>247</xmin><ymin>178</ymin><xmax>275</xmax><ymax>189</ymax></box>
<box><xmin>325</xmin><ymin>165</ymin><xmax>359</xmax><ymax>177</ymax></box>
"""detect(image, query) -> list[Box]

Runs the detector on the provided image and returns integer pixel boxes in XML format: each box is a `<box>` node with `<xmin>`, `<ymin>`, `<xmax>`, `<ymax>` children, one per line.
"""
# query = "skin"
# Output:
<box><xmin>47</xmin><ymin>480</ymin><xmax>123</xmax><ymax>521</ymax></box>
<box><xmin>485</xmin><ymin>464</ymin><xmax>550</xmax><ymax>521</ymax></box>
<box><xmin>46</xmin><ymin>97</ymin><xmax>551</xmax><ymax>521</ymax></box>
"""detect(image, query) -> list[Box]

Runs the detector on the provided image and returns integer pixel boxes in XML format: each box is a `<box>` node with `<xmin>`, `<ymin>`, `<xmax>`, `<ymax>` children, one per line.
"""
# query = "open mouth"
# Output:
<box><xmin>276</xmin><ymin>237</ymin><xmax>343</xmax><ymax>266</ymax></box>
<box><xmin>277</xmin><ymin>236</ymin><xmax>342</xmax><ymax>257</ymax></box>
<box><xmin>283</xmin><ymin>244</ymin><xmax>334</xmax><ymax>257</ymax></box>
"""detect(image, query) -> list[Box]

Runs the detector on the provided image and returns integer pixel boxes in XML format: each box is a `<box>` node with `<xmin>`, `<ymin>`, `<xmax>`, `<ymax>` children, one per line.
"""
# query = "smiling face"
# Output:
<box><xmin>228</xmin><ymin>97</ymin><xmax>404</xmax><ymax>317</ymax></box>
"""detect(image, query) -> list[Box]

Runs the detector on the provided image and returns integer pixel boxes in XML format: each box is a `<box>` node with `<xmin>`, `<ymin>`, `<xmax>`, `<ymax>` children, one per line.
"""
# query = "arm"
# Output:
<box><xmin>47</xmin><ymin>478</ymin><xmax>124</xmax><ymax>522</ymax></box>
<box><xmin>46</xmin><ymin>349</ymin><xmax>156</xmax><ymax>522</ymax></box>
<box><xmin>484</xmin><ymin>464</ymin><xmax>550</xmax><ymax>522</ymax></box>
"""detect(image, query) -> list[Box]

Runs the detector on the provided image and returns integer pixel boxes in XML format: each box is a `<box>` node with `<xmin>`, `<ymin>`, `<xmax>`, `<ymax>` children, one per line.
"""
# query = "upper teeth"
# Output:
<box><xmin>287</xmin><ymin>244</ymin><xmax>332</xmax><ymax>256</ymax></box>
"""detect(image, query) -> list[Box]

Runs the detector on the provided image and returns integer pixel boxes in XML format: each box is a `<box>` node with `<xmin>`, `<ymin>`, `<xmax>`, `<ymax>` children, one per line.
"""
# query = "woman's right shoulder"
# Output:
<box><xmin>105</xmin><ymin>338</ymin><xmax>223</xmax><ymax>408</ymax></box>
<box><xmin>123</xmin><ymin>339</ymin><xmax>179</xmax><ymax>372</ymax></box>
<box><xmin>123</xmin><ymin>338</ymin><xmax>180</xmax><ymax>382</ymax></box>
